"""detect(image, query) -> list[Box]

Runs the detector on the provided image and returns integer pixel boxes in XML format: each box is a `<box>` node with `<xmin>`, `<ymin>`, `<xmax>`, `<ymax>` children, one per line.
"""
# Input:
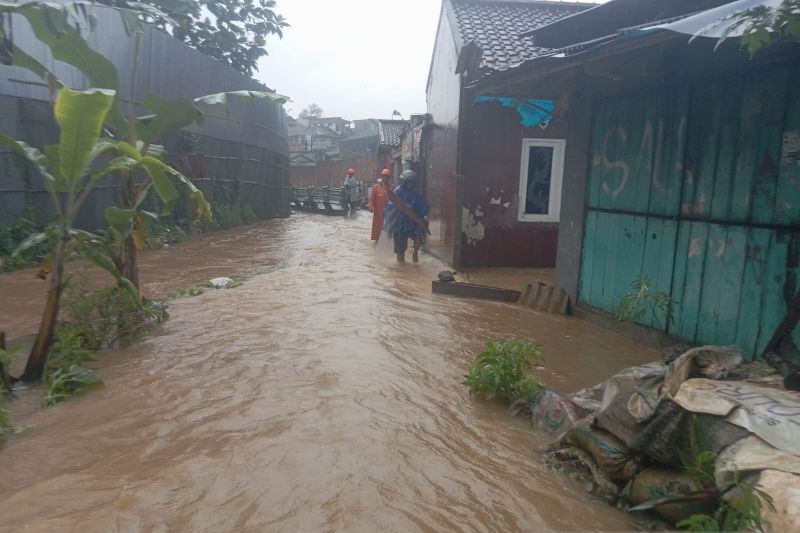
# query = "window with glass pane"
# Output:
<box><xmin>524</xmin><ymin>146</ymin><xmax>554</xmax><ymax>215</ymax></box>
<box><xmin>518</xmin><ymin>139</ymin><xmax>565</xmax><ymax>223</ymax></box>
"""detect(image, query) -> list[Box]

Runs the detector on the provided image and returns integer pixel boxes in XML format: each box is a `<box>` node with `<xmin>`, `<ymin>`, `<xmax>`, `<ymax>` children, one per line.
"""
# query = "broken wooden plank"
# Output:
<box><xmin>431</xmin><ymin>280</ymin><xmax>521</xmax><ymax>302</ymax></box>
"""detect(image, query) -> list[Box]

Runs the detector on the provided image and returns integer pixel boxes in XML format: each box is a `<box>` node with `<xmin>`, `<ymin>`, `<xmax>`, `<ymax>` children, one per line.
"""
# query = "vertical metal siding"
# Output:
<box><xmin>580</xmin><ymin>65</ymin><xmax>800</xmax><ymax>359</ymax></box>
<box><xmin>0</xmin><ymin>6</ymin><xmax>289</xmax><ymax>227</ymax></box>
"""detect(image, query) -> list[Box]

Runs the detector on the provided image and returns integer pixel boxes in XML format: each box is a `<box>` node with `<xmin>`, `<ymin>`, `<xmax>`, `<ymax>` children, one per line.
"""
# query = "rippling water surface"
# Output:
<box><xmin>0</xmin><ymin>213</ymin><xmax>656</xmax><ymax>532</ymax></box>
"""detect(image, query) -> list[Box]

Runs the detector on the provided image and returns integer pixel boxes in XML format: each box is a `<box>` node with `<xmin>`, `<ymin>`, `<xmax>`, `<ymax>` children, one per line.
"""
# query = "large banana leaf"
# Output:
<box><xmin>0</xmin><ymin>134</ymin><xmax>58</xmax><ymax>191</ymax></box>
<box><xmin>194</xmin><ymin>90</ymin><xmax>290</xmax><ymax>110</ymax></box>
<box><xmin>53</xmin><ymin>87</ymin><xmax>116</xmax><ymax>184</ymax></box>
<box><xmin>136</xmin><ymin>94</ymin><xmax>204</xmax><ymax>144</ymax></box>
<box><xmin>145</xmin><ymin>157</ymin><xmax>212</xmax><ymax>219</ymax></box>
<box><xmin>0</xmin><ymin>2</ymin><xmax>127</xmax><ymax>132</ymax></box>
<box><xmin>77</xmin><ymin>238</ymin><xmax>141</xmax><ymax>304</ymax></box>
<box><xmin>139</xmin><ymin>156</ymin><xmax>179</xmax><ymax>215</ymax></box>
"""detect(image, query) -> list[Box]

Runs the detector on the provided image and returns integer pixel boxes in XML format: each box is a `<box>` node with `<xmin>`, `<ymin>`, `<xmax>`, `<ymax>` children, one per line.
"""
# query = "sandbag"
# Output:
<box><xmin>749</xmin><ymin>469</ymin><xmax>800</xmax><ymax>533</ymax></box>
<box><xmin>595</xmin><ymin>362</ymin><xmax>666</xmax><ymax>446</ymax></box>
<box><xmin>562</xmin><ymin>423</ymin><xmax>641</xmax><ymax>482</ymax></box>
<box><xmin>621</xmin><ymin>468</ymin><xmax>714</xmax><ymax>523</ymax></box>
<box><xmin>630</xmin><ymin>401</ymin><xmax>749</xmax><ymax>466</ymax></box>
<box><xmin>524</xmin><ymin>390</ymin><xmax>585</xmax><ymax>438</ymax></box>
<box><xmin>715</xmin><ymin>435</ymin><xmax>800</xmax><ymax>491</ymax></box>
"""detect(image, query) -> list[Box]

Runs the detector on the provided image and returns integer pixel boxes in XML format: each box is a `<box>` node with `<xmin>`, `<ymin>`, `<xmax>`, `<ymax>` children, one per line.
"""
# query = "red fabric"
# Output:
<box><xmin>369</xmin><ymin>183</ymin><xmax>388</xmax><ymax>240</ymax></box>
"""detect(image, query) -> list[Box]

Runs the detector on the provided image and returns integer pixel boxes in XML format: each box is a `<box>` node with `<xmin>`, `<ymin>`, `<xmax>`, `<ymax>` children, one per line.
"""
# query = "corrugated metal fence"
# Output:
<box><xmin>0</xmin><ymin>6</ymin><xmax>289</xmax><ymax>228</ymax></box>
<box><xmin>580</xmin><ymin>64</ymin><xmax>800</xmax><ymax>359</ymax></box>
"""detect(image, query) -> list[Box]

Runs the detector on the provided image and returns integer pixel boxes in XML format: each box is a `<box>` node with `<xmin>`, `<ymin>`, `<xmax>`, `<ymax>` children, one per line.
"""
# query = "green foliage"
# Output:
<box><xmin>0</xmin><ymin>344</ymin><xmax>21</xmax><ymax>440</ymax></box>
<box><xmin>700</xmin><ymin>0</ymin><xmax>800</xmax><ymax>56</ymax></box>
<box><xmin>677</xmin><ymin>478</ymin><xmax>775</xmax><ymax>532</ymax></box>
<box><xmin>62</xmin><ymin>283</ymin><xmax>169</xmax><ymax>350</ymax></box>
<box><xmin>169</xmin><ymin>284</ymin><xmax>206</xmax><ymax>298</ymax></box>
<box><xmin>464</xmin><ymin>338</ymin><xmax>545</xmax><ymax>403</ymax></box>
<box><xmin>42</xmin><ymin>284</ymin><xmax>168</xmax><ymax>406</ymax></box>
<box><xmin>615</xmin><ymin>275</ymin><xmax>677</xmax><ymax>328</ymax></box>
<box><xmin>0</xmin><ymin>215</ymin><xmax>52</xmax><ymax>272</ymax></box>
<box><xmin>633</xmin><ymin>418</ymin><xmax>775</xmax><ymax>532</ymax></box>
<box><xmin>96</xmin><ymin>0</ymin><xmax>288</xmax><ymax>76</ymax></box>
<box><xmin>42</xmin><ymin>325</ymin><xmax>100</xmax><ymax>406</ymax></box>
<box><xmin>196</xmin><ymin>202</ymin><xmax>258</xmax><ymax>232</ymax></box>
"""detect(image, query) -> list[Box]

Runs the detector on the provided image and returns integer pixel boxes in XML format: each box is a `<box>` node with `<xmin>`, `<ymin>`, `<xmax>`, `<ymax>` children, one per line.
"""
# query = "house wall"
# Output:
<box><xmin>578</xmin><ymin>63</ymin><xmax>800</xmax><ymax>359</ymax></box>
<box><xmin>424</xmin><ymin>8</ymin><xmax>462</xmax><ymax>266</ymax></box>
<box><xmin>458</xmin><ymin>101</ymin><xmax>566</xmax><ymax>267</ymax></box>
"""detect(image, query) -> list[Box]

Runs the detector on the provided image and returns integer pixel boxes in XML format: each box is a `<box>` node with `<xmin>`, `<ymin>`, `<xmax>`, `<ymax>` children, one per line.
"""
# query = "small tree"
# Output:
<box><xmin>299</xmin><ymin>104</ymin><xmax>324</xmax><ymax>120</ymax></box>
<box><xmin>95</xmin><ymin>0</ymin><xmax>288</xmax><ymax>76</ymax></box>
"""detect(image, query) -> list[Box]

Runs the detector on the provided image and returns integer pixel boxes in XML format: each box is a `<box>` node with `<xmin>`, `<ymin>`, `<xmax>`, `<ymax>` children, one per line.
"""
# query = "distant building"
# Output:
<box><xmin>310</xmin><ymin>117</ymin><xmax>351</xmax><ymax>136</ymax></box>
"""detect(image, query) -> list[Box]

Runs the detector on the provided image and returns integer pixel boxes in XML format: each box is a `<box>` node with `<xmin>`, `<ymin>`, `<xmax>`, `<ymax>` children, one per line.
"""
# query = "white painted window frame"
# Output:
<box><xmin>518</xmin><ymin>138</ymin><xmax>566</xmax><ymax>223</ymax></box>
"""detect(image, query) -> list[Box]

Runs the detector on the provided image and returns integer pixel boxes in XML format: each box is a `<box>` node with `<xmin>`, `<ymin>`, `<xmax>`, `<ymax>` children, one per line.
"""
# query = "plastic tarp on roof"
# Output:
<box><xmin>473</xmin><ymin>96</ymin><xmax>554</xmax><ymax>127</ymax></box>
<box><xmin>630</xmin><ymin>0</ymin><xmax>783</xmax><ymax>38</ymax></box>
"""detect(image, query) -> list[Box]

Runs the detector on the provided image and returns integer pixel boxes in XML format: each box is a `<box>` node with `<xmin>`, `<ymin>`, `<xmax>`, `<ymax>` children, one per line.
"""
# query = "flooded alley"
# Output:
<box><xmin>0</xmin><ymin>213</ymin><xmax>657</xmax><ymax>532</ymax></box>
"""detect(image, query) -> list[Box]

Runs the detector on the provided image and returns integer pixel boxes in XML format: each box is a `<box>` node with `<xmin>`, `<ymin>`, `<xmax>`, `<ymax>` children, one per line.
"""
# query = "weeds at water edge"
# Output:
<box><xmin>464</xmin><ymin>338</ymin><xmax>545</xmax><ymax>403</ymax></box>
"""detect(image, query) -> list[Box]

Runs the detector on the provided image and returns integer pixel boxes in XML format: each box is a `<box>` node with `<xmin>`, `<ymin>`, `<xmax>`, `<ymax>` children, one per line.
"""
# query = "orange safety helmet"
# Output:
<box><xmin>346</xmin><ymin>168</ymin><xmax>355</xmax><ymax>175</ymax></box>
<box><xmin>381</xmin><ymin>168</ymin><xmax>391</xmax><ymax>177</ymax></box>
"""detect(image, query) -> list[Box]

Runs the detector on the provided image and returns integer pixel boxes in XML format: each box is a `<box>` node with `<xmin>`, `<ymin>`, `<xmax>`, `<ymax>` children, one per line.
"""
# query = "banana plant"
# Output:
<box><xmin>1</xmin><ymin>0</ymin><xmax>287</xmax><ymax>290</ymax></box>
<box><xmin>1</xmin><ymin>86</ymin><xmax>213</xmax><ymax>382</ymax></box>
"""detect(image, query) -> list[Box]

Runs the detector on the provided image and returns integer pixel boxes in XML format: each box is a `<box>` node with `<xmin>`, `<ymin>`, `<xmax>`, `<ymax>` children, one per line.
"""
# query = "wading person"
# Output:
<box><xmin>343</xmin><ymin>168</ymin><xmax>360</xmax><ymax>213</ymax></box>
<box><xmin>368</xmin><ymin>169</ymin><xmax>392</xmax><ymax>241</ymax></box>
<box><xmin>384</xmin><ymin>170</ymin><xmax>428</xmax><ymax>264</ymax></box>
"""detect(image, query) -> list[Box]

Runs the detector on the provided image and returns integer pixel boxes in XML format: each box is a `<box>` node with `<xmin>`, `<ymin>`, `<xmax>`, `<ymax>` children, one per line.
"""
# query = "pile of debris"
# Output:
<box><xmin>515</xmin><ymin>346</ymin><xmax>800</xmax><ymax>531</ymax></box>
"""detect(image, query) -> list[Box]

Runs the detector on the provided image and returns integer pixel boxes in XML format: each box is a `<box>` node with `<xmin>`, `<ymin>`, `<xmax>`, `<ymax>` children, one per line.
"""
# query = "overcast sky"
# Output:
<box><xmin>256</xmin><ymin>0</ymin><xmax>443</xmax><ymax>120</ymax></box>
<box><xmin>256</xmin><ymin>0</ymin><xmax>599</xmax><ymax>121</ymax></box>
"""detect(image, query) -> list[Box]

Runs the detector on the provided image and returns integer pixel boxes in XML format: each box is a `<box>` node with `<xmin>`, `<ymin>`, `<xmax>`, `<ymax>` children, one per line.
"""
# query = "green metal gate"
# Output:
<box><xmin>580</xmin><ymin>65</ymin><xmax>800</xmax><ymax>359</ymax></box>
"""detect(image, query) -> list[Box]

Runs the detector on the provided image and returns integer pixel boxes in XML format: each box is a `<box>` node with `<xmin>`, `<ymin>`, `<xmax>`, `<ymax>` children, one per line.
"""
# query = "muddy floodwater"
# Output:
<box><xmin>0</xmin><ymin>213</ymin><xmax>656</xmax><ymax>532</ymax></box>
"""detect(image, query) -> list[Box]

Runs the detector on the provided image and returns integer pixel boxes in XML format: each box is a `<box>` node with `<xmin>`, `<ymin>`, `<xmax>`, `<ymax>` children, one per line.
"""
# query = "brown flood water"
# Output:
<box><xmin>0</xmin><ymin>213</ymin><xmax>656</xmax><ymax>532</ymax></box>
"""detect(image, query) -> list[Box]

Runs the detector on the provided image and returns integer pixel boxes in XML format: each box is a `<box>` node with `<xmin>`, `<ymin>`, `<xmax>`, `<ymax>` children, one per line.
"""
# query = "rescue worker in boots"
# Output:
<box><xmin>384</xmin><ymin>170</ymin><xmax>429</xmax><ymax>264</ymax></box>
<box><xmin>343</xmin><ymin>168</ymin><xmax>360</xmax><ymax>214</ymax></box>
<box><xmin>368</xmin><ymin>168</ymin><xmax>392</xmax><ymax>241</ymax></box>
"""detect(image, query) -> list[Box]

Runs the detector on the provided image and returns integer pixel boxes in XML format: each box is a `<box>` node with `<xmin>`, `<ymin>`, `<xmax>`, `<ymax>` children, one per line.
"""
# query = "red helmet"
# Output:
<box><xmin>346</xmin><ymin>168</ymin><xmax>355</xmax><ymax>175</ymax></box>
<box><xmin>381</xmin><ymin>168</ymin><xmax>391</xmax><ymax>177</ymax></box>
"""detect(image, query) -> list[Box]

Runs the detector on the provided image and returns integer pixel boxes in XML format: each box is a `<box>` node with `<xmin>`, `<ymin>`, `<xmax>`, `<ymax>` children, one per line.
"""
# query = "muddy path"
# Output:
<box><xmin>0</xmin><ymin>213</ymin><xmax>656</xmax><ymax>532</ymax></box>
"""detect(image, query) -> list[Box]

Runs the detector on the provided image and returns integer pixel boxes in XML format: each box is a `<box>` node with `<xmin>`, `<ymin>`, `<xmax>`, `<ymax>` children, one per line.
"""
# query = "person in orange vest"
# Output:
<box><xmin>368</xmin><ymin>168</ymin><xmax>392</xmax><ymax>241</ymax></box>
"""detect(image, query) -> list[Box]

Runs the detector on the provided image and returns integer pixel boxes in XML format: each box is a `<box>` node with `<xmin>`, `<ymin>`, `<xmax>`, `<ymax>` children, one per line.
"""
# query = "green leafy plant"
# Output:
<box><xmin>61</xmin><ymin>282</ymin><xmax>169</xmax><ymax>350</ymax></box>
<box><xmin>0</xmin><ymin>343</ymin><xmax>20</xmax><ymax>441</ymax></box>
<box><xmin>615</xmin><ymin>275</ymin><xmax>678</xmax><ymax>329</ymax></box>
<box><xmin>676</xmin><ymin>476</ymin><xmax>775</xmax><ymax>532</ymax></box>
<box><xmin>169</xmin><ymin>284</ymin><xmax>207</xmax><ymax>298</ymax></box>
<box><xmin>42</xmin><ymin>324</ymin><xmax>100</xmax><ymax>407</ymax></box>
<box><xmin>694</xmin><ymin>0</ymin><xmax>800</xmax><ymax>56</ymax></box>
<box><xmin>0</xmin><ymin>213</ymin><xmax>53</xmax><ymax>272</ymax></box>
<box><xmin>630</xmin><ymin>419</ymin><xmax>775</xmax><ymax>532</ymax></box>
<box><xmin>464</xmin><ymin>338</ymin><xmax>545</xmax><ymax>403</ymax></box>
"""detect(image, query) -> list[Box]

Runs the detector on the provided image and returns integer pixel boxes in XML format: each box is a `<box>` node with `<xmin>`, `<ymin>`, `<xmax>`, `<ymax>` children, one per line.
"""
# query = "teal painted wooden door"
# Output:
<box><xmin>580</xmin><ymin>66</ymin><xmax>800</xmax><ymax>359</ymax></box>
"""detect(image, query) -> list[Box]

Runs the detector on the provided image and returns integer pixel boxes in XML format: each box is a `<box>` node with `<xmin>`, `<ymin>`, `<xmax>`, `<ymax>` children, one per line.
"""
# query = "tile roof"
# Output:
<box><xmin>448</xmin><ymin>0</ymin><xmax>590</xmax><ymax>72</ymax></box>
<box><xmin>378</xmin><ymin>120</ymin><xmax>409</xmax><ymax>147</ymax></box>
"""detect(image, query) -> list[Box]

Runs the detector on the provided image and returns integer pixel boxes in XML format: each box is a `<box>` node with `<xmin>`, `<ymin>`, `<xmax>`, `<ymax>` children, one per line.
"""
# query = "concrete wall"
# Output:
<box><xmin>424</xmin><ymin>8</ymin><xmax>462</xmax><ymax>266</ymax></box>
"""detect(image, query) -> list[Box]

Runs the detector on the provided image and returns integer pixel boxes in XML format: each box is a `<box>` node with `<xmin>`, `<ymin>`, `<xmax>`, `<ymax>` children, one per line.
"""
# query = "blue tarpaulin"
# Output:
<box><xmin>473</xmin><ymin>96</ymin><xmax>554</xmax><ymax>127</ymax></box>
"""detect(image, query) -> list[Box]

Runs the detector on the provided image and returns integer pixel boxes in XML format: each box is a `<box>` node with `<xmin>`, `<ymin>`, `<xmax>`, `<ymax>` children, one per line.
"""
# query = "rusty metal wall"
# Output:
<box><xmin>0</xmin><ymin>6</ymin><xmax>289</xmax><ymax>227</ymax></box>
